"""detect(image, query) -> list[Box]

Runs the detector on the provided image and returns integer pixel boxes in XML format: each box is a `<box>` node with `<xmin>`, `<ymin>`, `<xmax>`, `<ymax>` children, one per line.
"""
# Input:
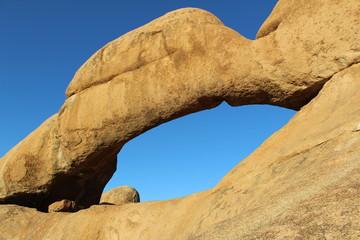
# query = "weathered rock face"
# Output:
<box><xmin>0</xmin><ymin>1</ymin><xmax>358</xmax><ymax>235</ymax></box>
<box><xmin>100</xmin><ymin>186</ymin><xmax>140</xmax><ymax>205</ymax></box>
<box><xmin>0</xmin><ymin>58</ymin><xmax>359</xmax><ymax>240</ymax></box>
<box><xmin>192</xmin><ymin>63</ymin><xmax>360</xmax><ymax>240</ymax></box>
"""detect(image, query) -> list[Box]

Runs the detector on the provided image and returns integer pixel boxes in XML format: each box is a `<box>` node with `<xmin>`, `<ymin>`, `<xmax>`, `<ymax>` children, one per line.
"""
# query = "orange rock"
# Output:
<box><xmin>0</xmin><ymin>61</ymin><xmax>358</xmax><ymax>240</ymax></box>
<box><xmin>48</xmin><ymin>199</ymin><xmax>78</xmax><ymax>213</ymax></box>
<box><xmin>0</xmin><ymin>4</ymin><xmax>359</xmax><ymax>240</ymax></box>
<box><xmin>100</xmin><ymin>186</ymin><xmax>140</xmax><ymax>205</ymax></box>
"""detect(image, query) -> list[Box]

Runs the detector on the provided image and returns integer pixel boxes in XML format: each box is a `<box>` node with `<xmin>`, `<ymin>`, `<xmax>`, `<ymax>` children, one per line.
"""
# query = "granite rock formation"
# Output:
<box><xmin>0</xmin><ymin>0</ymin><xmax>359</xmax><ymax>238</ymax></box>
<box><xmin>1</xmin><ymin>0</ymin><xmax>358</xmax><ymax>212</ymax></box>
<box><xmin>1</xmin><ymin>62</ymin><xmax>359</xmax><ymax>239</ymax></box>
<box><xmin>100</xmin><ymin>186</ymin><xmax>140</xmax><ymax>205</ymax></box>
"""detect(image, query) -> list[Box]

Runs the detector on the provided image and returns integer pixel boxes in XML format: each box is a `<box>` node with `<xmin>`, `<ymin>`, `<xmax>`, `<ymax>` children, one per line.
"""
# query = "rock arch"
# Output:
<box><xmin>0</xmin><ymin>0</ymin><xmax>358</xmax><ymax>211</ymax></box>
<box><xmin>104</xmin><ymin>103</ymin><xmax>295</xmax><ymax>201</ymax></box>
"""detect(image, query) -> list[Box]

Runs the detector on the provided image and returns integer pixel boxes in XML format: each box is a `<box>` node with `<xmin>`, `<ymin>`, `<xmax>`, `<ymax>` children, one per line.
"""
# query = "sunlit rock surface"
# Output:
<box><xmin>100</xmin><ymin>186</ymin><xmax>140</xmax><ymax>205</ymax></box>
<box><xmin>0</xmin><ymin>0</ymin><xmax>359</xmax><ymax>239</ymax></box>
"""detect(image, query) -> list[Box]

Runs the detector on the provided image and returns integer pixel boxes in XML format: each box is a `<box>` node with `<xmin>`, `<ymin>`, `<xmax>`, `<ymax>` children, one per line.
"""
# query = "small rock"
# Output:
<box><xmin>100</xmin><ymin>186</ymin><xmax>140</xmax><ymax>205</ymax></box>
<box><xmin>48</xmin><ymin>199</ymin><xmax>78</xmax><ymax>213</ymax></box>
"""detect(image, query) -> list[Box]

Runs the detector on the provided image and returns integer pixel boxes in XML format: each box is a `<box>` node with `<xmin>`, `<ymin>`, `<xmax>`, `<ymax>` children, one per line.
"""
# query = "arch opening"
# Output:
<box><xmin>103</xmin><ymin>103</ymin><xmax>295</xmax><ymax>202</ymax></box>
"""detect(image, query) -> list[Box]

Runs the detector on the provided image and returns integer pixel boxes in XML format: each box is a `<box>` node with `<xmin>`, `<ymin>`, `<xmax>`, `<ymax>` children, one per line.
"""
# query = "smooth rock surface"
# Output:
<box><xmin>0</xmin><ymin>1</ymin><xmax>358</xmax><ymax>238</ymax></box>
<box><xmin>0</xmin><ymin>62</ymin><xmax>358</xmax><ymax>240</ymax></box>
<box><xmin>100</xmin><ymin>186</ymin><xmax>140</xmax><ymax>205</ymax></box>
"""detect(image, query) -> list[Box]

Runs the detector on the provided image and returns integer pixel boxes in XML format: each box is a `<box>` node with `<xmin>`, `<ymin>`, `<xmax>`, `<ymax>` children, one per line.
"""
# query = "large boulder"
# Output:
<box><xmin>0</xmin><ymin>0</ymin><xmax>359</xmax><ymax>214</ymax></box>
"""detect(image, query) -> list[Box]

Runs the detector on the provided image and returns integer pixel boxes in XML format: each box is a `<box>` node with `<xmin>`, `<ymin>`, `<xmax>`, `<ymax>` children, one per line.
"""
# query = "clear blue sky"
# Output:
<box><xmin>0</xmin><ymin>0</ymin><xmax>295</xmax><ymax>202</ymax></box>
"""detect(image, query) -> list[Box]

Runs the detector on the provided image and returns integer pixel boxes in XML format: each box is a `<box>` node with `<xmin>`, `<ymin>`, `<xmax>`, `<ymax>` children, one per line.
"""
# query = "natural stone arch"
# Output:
<box><xmin>0</xmin><ymin>0</ymin><xmax>358</xmax><ymax>211</ymax></box>
<box><xmin>104</xmin><ymin>103</ymin><xmax>295</xmax><ymax>201</ymax></box>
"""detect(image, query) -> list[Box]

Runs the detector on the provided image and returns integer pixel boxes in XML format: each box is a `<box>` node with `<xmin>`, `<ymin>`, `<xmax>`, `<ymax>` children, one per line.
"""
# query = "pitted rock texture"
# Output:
<box><xmin>100</xmin><ymin>186</ymin><xmax>140</xmax><ymax>205</ymax></box>
<box><xmin>0</xmin><ymin>0</ymin><xmax>359</xmax><ymax>216</ymax></box>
